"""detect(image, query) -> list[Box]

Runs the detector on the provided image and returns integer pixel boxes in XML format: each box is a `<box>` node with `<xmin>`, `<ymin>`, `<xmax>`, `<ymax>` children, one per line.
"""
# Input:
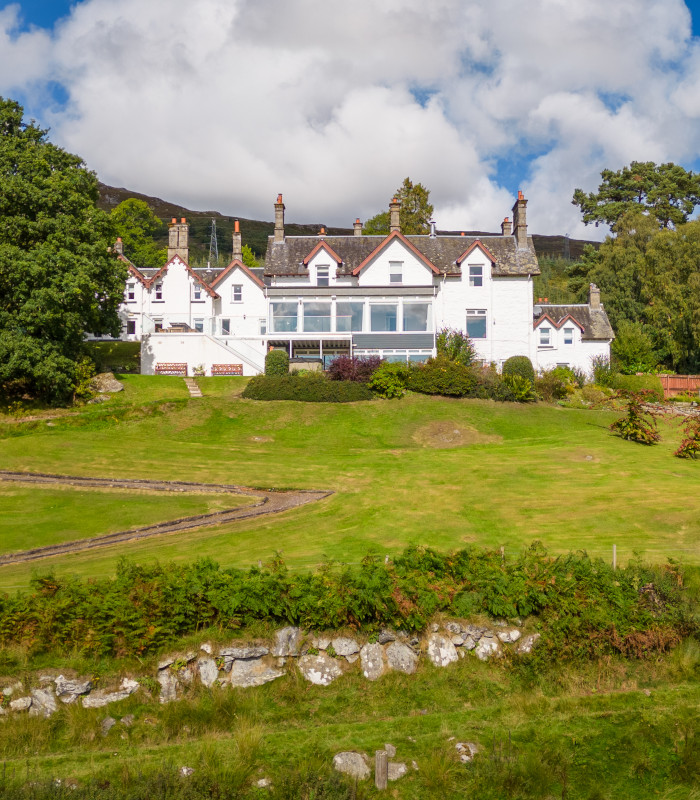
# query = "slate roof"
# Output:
<box><xmin>264</xmin><ymin>234</ymin><xmax>539</xmax><ymax>278</ymax></box>
<box><xmin>534</xmin><ymin>304</ymin><xmax>615</xmax><ymax>341</ymax></box>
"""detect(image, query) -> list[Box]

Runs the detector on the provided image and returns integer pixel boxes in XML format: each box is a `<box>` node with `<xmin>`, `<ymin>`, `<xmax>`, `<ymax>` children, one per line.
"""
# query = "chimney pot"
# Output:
<box><xmin>274</xmin><ymin>194</ymin><xmax>286</xmax><ymax>242</ymax></box>
<box><xmin>501</xmin><ymin>216</ymin><xmax>512</xmax><ymax>236</ymax></box>
<box><xmin>181</xmin><ymin>217</ymin><xmax>186</xmax><ymax>224</ymax></box>
<box><xmin>320</xmin><ymin>227</ymin><xmax>325</xmax><ymax>236</ymax></box>
<box><xmin>171</xmin><ymin>217</ymin><xmax>177</xmax><ymax>224</ymax></box>
<box><xmin>544</xmin><ymin>297</ymin><xmax>548</xmax><ymax>303</ymax></box>
<box><xmin>460</xmin><ymin>232</ymin><xmax>465</xmax><ymax>236</ymax></box>
<box><xmin>389</xmin><ymin>197</ymin><xmax>401</xmax><ymax>233</ymax></box>
<box><xmin>234</xmin><ymin>220</ymin><xmax>240</xmax><ymax>233</ymax></box>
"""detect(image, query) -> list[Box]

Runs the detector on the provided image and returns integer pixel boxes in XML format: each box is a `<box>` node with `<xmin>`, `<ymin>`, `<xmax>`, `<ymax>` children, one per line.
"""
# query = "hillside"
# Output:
<box><xmin>97</xmin><ymin>183</ymin><xmax>599</xmax><ymax>265</ymax></box>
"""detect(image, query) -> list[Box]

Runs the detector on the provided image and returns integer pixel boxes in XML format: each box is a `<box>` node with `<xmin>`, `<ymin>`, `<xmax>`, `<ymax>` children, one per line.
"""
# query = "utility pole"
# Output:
<box><xmin>208</xmin><ymin>218</ymin><xmax>219</xmax><ymax>267</ymax></box>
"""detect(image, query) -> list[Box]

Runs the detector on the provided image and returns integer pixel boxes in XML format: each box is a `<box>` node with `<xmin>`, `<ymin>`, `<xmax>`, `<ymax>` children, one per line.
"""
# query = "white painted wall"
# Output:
<box><xmin>357</xmin><ymin>239</ymin><xmax>434</xmax><ymax>286</ymax></box>
<box><xmin>141</xmin><ymin>333</ymin><xmax>265</xmax><ymax>376</ymax></box>
<box><xmin>533</xmin><ymin>320</ymin><xmax>611</xmax><ymax>375</ymax></box>
<box><xmin>213</xmin><ymin>265</ymin><xmax>267</xmax><ymax>338</ymax></box>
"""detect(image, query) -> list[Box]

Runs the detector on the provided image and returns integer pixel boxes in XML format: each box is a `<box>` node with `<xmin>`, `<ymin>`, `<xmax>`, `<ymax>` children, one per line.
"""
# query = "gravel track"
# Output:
<box><xmin>0</xmin><ymin>470</ymin><xmax>331</xmax><ymax>566</ymax></box>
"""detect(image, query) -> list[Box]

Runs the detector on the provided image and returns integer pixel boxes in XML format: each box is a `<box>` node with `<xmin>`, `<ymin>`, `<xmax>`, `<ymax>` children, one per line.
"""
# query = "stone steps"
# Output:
<box><xmin>184</xmin><ymin>378</ymin><xmax>203</xmax><ymax>397</ymax></box>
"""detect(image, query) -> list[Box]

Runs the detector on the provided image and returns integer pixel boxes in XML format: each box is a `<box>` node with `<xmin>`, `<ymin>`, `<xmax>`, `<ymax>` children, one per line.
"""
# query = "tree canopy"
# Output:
<box><xmin>363</xmin><ymin>177</ymin><xmax>434</xmax><ymax>235</ymax></box>
<box><xmin>0</xmin><ymin>97</ymin><xmax>125</xmax><ymax>404</ymax></box>
<box><xmin>569</xmin><ymin>211</ymin><xmax>700</xmax><ymax>372</ymax></box>
<box><xmin>110</xmin><ymin>198</ymin><xmax>166</xmax><ymax>268</ymax></box>
<box><xmin>572</xmin><ymin>161</ymin><xmax>700</xmax><ymax>229</ymax></box>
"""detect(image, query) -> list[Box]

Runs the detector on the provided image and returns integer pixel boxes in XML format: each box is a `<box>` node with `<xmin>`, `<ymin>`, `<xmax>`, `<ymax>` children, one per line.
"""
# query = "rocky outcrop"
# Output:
<box><xmin>298</xmin><ymin>653</ymin><xmax>343</xmax><ymax>686</ymax></box>
<box><xmin>385</xmin><ymin>641</ymin><xmax>419</xmax><ymax>674</ymax></box>
<box><xmin>0</xmin><ymin>619</ymin><xmax>536</xmax><ymax>719</ymax></box>
<box><xmin>332</xmin><ymin>752</ymin><xmax>371</xmax><ymax>781</ymax></box>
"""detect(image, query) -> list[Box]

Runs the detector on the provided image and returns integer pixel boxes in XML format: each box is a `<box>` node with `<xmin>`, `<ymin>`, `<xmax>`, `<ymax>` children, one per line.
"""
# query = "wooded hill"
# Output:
<box><xmin>97</xmin><ymin>182</ymin><xmax>599</xmax><ymax>264</ymax></box>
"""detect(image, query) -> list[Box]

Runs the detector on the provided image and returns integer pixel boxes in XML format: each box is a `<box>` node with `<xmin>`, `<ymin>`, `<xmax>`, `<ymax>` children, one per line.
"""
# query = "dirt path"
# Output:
<box><xmin>0</xmin><ymin>471</ymin><xmax>331</xmax><ymax>566</ymax></box>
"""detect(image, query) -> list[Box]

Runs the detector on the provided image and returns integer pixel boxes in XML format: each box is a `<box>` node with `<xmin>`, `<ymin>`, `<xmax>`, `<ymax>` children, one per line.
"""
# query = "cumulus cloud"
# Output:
<box><xmin>1</xmin><ymin>0</ymin><xmax>700</xmax><ymax>237</ymax></box>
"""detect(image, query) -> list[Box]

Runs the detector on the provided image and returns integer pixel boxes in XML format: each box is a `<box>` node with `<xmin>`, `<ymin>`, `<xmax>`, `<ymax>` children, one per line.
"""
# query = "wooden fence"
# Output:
<box><xmin>658</xmin><ymin>374</ymin><xmax>700</xmax><ymax>400</ymax></box>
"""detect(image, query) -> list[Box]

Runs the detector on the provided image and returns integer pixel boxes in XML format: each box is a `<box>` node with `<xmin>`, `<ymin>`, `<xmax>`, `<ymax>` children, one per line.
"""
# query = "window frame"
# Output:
<box><xmin>466</xmin><ymin>309</ymin><xmax>487</xmax><ymax>339</ymax></box>
<box><xmin>563</xmin><ymin>327</ymin><xmax>574</xmax><ymax>345</ymax></box>
<box><xmin>126</xmin><ymin>319</ymin><xmax>136</xmax><ymax>335</ymax></box>
<box><xmin>316</xmin><ymin>265</ymin><xmax>330</xmax><ymax>287</ymax></box>
<box><xmin>221</xmin><ymin>318</ymin><xmax>230</xmax><ymax>336</ymax></box>
<box><xmin>389</xmin><ymin>261</ymin><xmax>403</xmax><ymax>285</ymax></box>
<box><xmin>126</xmin><ymin>283</ymin><xmax>136</xmax><ymax>302</ymax></box>
<box><xmin>468</xmin><ymin>265</ymin><xmax>483</xmax><ymax>287</ymax></box>
<box><xmin>154</xmin><ymin>282</ymin><xmax>163</xmax><ymax>301</ymax></box>
<box><xmin>232</xmin><ymin>284</ymin><xmax>243</xmax><ymax>303</ymax></box>
<box><xmin>193</xmin><ymin>284</ymin><xmax>202</xmax><ymax>301</ymax></box>
<box><xmin>539</xmin><ymin>327</ymin><xmax>551</xmax><ymax>346</ymax></box>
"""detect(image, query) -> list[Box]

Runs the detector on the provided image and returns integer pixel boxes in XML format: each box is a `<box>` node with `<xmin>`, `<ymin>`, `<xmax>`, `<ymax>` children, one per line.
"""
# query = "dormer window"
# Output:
<box><xmin>154</xmin><ymin>283</ymin><xmax>163</xmax><ymax>301</ymax></box>
<box><xmin>539</xmin><ymin>327</ymin><xmax>551</xmax><ymax>346</ymax></box>
<box><xmin>564</xmin><ymin>327</ymin><xmax>574</xmax><ymax>345</ymax></box>
<box><xmin>389</xmin><ymin>261</ymin><xmax>403</xmax><ymax>284</ymax></box>
<box><xmin>317</xmin><ymin>266</ymin><xmax>329</xmax><ymax>286</ymax></box>
<box><xmin>469</xmin><ymin>265</ymin><xmax>483</xmax><ymax>287</ymax></box>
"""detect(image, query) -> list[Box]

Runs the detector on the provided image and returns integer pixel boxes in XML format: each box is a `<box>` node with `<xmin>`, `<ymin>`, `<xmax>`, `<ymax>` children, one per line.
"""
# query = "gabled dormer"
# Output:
<box><xmin>455</xmin><ymin>240</ymin><xmax>497</xmax><ymax>288</ymax></box>
<box><xmin>351</xmin><ymin>231</ymin><xmax>440</xmax><ymax>287</ymax></box>
<box><xmin>303</xmin><ymin>240</ymin><xmax>343</xmax><ymax>286</ymax></box>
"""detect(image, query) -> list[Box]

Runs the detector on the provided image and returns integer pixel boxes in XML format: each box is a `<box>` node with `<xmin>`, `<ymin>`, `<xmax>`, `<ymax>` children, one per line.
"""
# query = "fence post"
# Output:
<box><xmin>612</xmin><ymin>544</ymin><xmax>617</xmax><ymax>571</ymax></box>
<box><xmin>500</xmin><ymin>546</ymin><xmax>505</xmax><ymax>564</ymax></box>
<box><xmin>375</xmin><ymin>750</ymin><xmax>388</xmax><ymax>790</ymax></box>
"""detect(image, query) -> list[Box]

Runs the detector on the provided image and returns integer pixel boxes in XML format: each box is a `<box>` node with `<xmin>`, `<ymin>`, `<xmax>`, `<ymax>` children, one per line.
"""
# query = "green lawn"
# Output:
<box><xmin>0</xmin><ymin>484</ymin><xmax>254</xmax><ymax>554</ymax></box>
<box><xmin>0</xmin><ymin>376</ymin><xmax>698</xmax><ymax>591</ymax></box>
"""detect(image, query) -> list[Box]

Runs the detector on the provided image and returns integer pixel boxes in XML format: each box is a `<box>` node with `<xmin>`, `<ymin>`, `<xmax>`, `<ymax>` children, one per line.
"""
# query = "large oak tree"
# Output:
<box><xmin>0</xmin><ymin>97</ymin><xmax>126</xmax><ymax>404</ymax></box>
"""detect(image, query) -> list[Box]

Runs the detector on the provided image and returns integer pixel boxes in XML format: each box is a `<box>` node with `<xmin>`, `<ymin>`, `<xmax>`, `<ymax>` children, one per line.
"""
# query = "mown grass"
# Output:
<box><xmin>0</xmin><ymin>376</ymin><xmax>698</xmax><ymax>591</ymax></box>
<box><xmin>0</xmin><ymin>485</ymin><xmax>254</xmax><ymax>553</ymax></box>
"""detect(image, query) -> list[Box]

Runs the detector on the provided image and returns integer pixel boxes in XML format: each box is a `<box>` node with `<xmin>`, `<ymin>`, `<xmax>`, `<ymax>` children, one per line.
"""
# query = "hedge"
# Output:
<box><xmin>242</xmin><ymin>374</ymin><xmax>373</xmax><ymax>402</ymax></box>
<box><xmin>0</xmin><ymin>546</ymin><xmax>694</xmax><ymax>663</ymax></box>
<box><xmin>610</xmin><ymin>373</ymin><xmax>665</xmax><ymax>402</ymax></box>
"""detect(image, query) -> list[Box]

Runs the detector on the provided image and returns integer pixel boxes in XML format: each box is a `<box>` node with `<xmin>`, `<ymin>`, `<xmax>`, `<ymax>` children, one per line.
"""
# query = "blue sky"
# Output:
<box><xmin>2</xmin><ymin>0</ymin><xmax>700</xmax><ymax>237</ymax></box>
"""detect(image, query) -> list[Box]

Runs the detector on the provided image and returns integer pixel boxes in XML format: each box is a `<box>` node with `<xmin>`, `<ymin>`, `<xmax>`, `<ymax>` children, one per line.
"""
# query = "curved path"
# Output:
<box><xmin>0</xmin><ymin>470</ymin><xmax>331</xmax><ymax>566</ymax></box>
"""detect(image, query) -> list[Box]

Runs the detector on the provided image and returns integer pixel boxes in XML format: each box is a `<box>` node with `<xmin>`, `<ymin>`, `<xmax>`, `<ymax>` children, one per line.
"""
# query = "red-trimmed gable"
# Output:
<box><xmin>455</xmin><ymin>239</ymin><xmax>497</xmax><ymax>265</ymax></box>
<box><xmin>145</xmin><ymin>255</ymin><xmax>219</xmax><ymax>298</ymax></box>
<box><xmin>119</xmin><ymin>254</ymin><xmax>149</xmax><ymax>286</ymax></box>
<box><xmin>533</xmin><ymin>313</ymin><xmax>585</xmax><ymax>332</ymax></box>
<box><xmin>210</xmin><ymin>259</ymin><xmax>265</xmax><ymax>290</ymax></box>
<box><xmin>351</xmin><ymin>231</ymin><xmax>440</xmax><ymax>276</ymax></box>
<box><xmin>302</xmin><ymin>240</ymin><xmax>343</xmax><ymax>266</ymax></box>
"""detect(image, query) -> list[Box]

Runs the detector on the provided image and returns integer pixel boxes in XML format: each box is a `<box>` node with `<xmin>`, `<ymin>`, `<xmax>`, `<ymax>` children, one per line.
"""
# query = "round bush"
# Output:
<box><xmin>409</xmin><ymin>356</ymin><xmax>477</xmax><ymax>397</ymax></box>
<box><xmin>502</xmin><ymin>355</ymin><xmax>535</xmax><ymax>383</ymax></box>
<box><xmin>265</xmin><ymin>349</ymin><xmax>289</xmax><ymax>375</ymax></box>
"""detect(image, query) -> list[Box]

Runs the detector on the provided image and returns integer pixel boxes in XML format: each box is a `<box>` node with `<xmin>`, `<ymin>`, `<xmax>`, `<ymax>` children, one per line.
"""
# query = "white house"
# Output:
<box><xmin>116</xmin><ymin>193</ymin><xmax>613</xmax><ymax>376</ymax></box>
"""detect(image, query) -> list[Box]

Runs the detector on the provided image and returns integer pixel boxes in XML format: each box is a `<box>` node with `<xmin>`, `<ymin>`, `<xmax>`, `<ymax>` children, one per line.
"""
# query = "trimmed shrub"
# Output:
<box><xmin>242</xmin><ymin>374</ymin><xmax>373</xmax><ymax>402</ymax></box>
<box><xmin>502</xmin><ymin>355</ymin><xmax>535</xmax><ymax>382</ymax></box>
<box><xmin>610</xmin><ymin>373</ymin><xmax>664</xmax><ymax>402</ymax></box>
<box><xmin>409</xmin><ymin>355</ymin><xmax>477</xmax><ymax>397</ymax></box>
<box><xmin>265</xmin><ymin>349</ymin><xmax>289</xmax><ymax>375</ymax></box>
<box><xmin>368</xmin><ymin>361</ymin><xmax>411</xmax><ymax>398</ymax></box>
<box><xmin>327</xmin><ymin>355</ymin><xmax>382</xmax><ymax>383</ymax></box>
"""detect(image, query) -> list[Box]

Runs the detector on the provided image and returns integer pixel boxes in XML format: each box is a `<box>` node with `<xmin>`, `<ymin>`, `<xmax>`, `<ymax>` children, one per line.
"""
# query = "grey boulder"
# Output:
<box><xmin>332</xmin><ymin>752</ymin><xmax>370</xmax><ymax>780</ymax></box>
<box><xmin>427</xmin><ymin>634</ymin><xmax>459</xmax><ymax>668</ymax></box>
<box><xmin>385</xmin><ymin>642</ymin><xmax>418</xmax><ymax>675</ymax></box>
<box><xmin>298</xmin><ymin>653</ymin><xmax>343</xmax><ymax>686</ymax></box>
<box><xmin>359</xmin><ymin>643</ymin><xmax>385</xmax><ymax>681</ymax></box>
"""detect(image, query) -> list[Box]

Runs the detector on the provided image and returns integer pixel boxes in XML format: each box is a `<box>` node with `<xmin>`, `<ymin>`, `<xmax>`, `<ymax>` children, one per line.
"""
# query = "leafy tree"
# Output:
<box><xmin>569</xmin><ymin>212</ymin><xmax>700</xmax><ymax>372</ymax></box>
<box><xmin>572</xmin><ymin>161</ymin><xmax>700</xmax><ymax>229</ymax></box>
<box><xmin>241</xmin><ymin>244</ymin><xmax>259</xmax><ymax>269</ymax></box>
<box><xmin>110</xmin><ymin>198</ymin><xmax>166</xmax><ymax>268</ymax></box>
<box><xmin>363</xmin><ymin>177</ymin><xmax>434</xmax><ymax>235</ymax></box>
<box><xmin>0</xmin><ymin>97</ymin><xmax>126</xmax><ymax>404</ymax></box>
<box><xmin>611</xmin><ymin>320</ymin><xmax>658</xmax><ymax>374</ymax></box>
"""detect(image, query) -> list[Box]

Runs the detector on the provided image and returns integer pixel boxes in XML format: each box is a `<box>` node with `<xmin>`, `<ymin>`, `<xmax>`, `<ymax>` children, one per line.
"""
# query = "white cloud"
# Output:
<box><xmin>1</xmin><ymin>0</ymin><xmax>700</xmax><ymax>238</ymax></box>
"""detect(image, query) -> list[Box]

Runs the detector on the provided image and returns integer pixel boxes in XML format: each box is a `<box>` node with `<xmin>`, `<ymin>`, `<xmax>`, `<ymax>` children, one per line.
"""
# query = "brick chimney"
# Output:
<box><xmin>589</xmin><ymin>283</ymin><xmax>601</xmax><ymax>310</ymax></box>
<box><xmin>501</xmin><ymin>217</ymin><xmax>512</xmax><ymax>236</ymax></box>
<box><xmin>114</xmin><ymin>237</ymin><xmax>124</xmax><ymax>255</ymax></box>
<box><xmin>168</xmin><ymin>217</ymin><xmax>189</xmax><ymax>261</ymax></box>
<box><xmin>354</xmin><ymin>218</ymin><xmax>362</xmax><ymax>236</ymax></box>
<box><xmin>389</xmin><ymin>197</ymin><xmax>401</xmax><ymax>233</ymax></box>
<box><xmin>274</xmin><ymin>194</ymin><xmax>285</xmax><ymax>243</ymax></box>
<box><xmin>232</xmin><ymin>219</ymin><xmax>242</xmax><ymax>262</ymax></box>
<box><xmin>511</xmin><ymin>191</ymin><xmax>528</xmax><ymax>248</ymax></box>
